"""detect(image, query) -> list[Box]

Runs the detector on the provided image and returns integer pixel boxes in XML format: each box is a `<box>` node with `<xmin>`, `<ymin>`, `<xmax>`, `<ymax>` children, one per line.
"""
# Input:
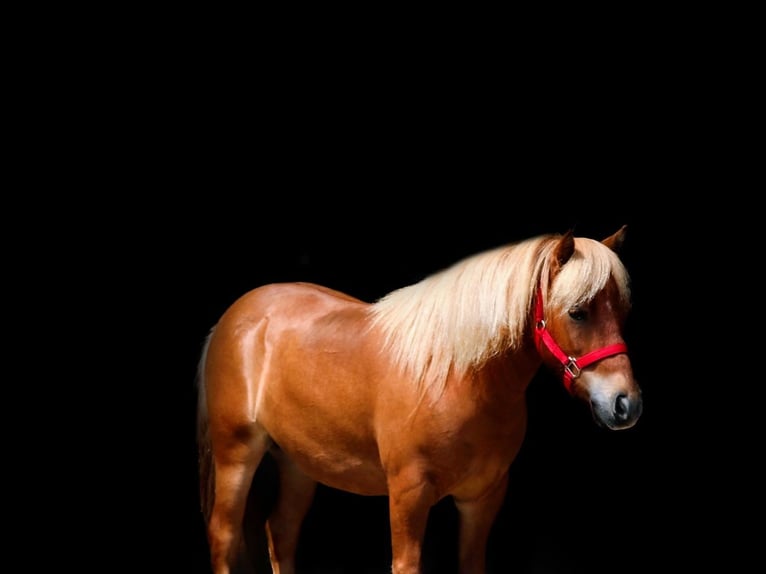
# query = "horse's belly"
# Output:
<box><xmin>249</xmin><ymin>292</ymin><xmax>391</xmax><ymax>495</ymax></box>
<box><xmin>269</xmin><ymin>433</ymin><xmax>389</xmax><ymax>496</ymax></box>
<box><xmin>258</xmin><ymin>370</ymin><xmax>389</xmax><ymax>494</ymax></box>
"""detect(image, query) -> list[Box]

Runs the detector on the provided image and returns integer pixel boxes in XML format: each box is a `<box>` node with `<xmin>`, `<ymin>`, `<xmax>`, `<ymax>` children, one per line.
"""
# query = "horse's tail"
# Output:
<box><xmin>196</xmin><ymin>328</ymin><xmax>216</xmax><ymax>524</ymax></box>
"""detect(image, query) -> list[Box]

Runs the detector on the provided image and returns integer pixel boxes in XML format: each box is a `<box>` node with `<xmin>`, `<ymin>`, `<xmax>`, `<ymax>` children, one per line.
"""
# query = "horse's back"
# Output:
<box><xmin>219</xmin><ymin>281</ymin><xmax>366</xmax><ymax>322</ymax></box>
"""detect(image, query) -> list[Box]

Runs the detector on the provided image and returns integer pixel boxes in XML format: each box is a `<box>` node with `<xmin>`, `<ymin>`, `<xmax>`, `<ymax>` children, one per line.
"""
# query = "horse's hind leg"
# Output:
<box><xmin>208</xmin><ymin>432</ymin><xmax>270</xmax><ymax>574</ymax></box>
<box><xmin>266</xmin><ymin>449</ymin><xmax>317</xmax><ymax>574</ymax></box>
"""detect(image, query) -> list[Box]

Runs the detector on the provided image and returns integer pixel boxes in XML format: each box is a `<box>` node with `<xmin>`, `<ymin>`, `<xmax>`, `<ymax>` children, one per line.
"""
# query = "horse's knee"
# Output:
<box><xmin>391</xmin><ymin>557</ymin><xmax>422</xmax><ymax>574</ymax></box>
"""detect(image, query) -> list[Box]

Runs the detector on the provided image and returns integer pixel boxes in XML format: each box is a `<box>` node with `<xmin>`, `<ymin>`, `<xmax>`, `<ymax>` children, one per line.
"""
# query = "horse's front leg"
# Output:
<box><xmin>387</xmin><ymin>467</ymin><xmax>437</xmax><ymax>574</ymax></box>
<box><xmin>454</xmin><ymin>472</ymin><xmax>509</xmax><ymax>574</ymax></box>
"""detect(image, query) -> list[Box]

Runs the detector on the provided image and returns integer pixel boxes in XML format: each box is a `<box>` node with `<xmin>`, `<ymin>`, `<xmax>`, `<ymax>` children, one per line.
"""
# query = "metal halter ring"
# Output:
<box><xmin>564</xmin><ymin>357</ymin><xmax>582</xmax><ymax>379</ymax></box>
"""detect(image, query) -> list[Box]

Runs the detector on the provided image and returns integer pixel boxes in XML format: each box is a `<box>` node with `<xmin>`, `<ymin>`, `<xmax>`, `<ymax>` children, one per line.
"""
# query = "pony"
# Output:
<box><xmin>196</xmin><ymin>226</ymin><xmax>642</xmax><ymax>574</ymax></box>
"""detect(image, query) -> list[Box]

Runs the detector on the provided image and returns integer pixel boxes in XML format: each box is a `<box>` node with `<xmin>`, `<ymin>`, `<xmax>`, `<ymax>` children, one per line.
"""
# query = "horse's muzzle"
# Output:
<box><xmin>591</xmin><ymin>389</ymin><xmax>643</xmax><ymax>430</ymax></box>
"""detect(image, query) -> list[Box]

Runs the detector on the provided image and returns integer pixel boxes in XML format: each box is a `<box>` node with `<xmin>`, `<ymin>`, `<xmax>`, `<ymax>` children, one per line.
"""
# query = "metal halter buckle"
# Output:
<box><xmin>564</xmin><ymin>357</ymin><xmax>581</xmax><ymax>379</ymax></box>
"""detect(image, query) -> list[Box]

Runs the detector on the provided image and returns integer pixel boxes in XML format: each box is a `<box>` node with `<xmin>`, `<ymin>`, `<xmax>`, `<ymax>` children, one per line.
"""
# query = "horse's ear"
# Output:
<box><xmin>554</xmin><ymin>230</ymin><xmax>575</xmax><ymax>267</ymax></box>
<box><xmin>602</xmin><ymin>224</ymin><xmax>628</xmax><ymax>253</ymax></box>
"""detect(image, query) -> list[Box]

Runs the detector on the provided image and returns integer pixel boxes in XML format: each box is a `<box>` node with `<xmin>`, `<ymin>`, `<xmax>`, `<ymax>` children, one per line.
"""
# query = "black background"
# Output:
<box><xmin>128</xmin><ymin>55</ymin><xmax>730</xmax><ymax>571</ymax></box>
<box><xmin>33</xmin><ymin>24</ymin><xmax>748</xmax><ymax>573</ymax></box>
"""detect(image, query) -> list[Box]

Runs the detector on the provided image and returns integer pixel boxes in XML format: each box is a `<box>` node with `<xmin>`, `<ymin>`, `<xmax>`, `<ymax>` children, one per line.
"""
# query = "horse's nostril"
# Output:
<box><xmin>614</xmin><ymin>394</ymin><xmax>629</xmax><ymax>420</ymax></box>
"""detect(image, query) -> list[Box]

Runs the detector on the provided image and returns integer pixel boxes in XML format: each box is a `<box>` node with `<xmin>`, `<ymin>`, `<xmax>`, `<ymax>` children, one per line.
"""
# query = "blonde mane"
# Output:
<box><xmin>368</xmin><ymin>233</ymin><xmax>631</xmax><ymax>400</ymax></box>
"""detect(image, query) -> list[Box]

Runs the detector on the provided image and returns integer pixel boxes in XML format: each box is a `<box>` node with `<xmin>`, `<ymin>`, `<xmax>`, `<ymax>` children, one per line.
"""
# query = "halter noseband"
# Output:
<box><xmin>533</xmin><ymin>285</ymin><xmax>627</xmax><ymax>394</ymax></box>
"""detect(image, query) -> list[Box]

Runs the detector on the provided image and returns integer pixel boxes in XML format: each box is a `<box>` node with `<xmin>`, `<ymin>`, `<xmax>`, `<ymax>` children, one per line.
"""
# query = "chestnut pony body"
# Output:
<box><xmin>197</xmin><ymin>227</ymin><xmax>642</xmax><ymax>574</ymax></box>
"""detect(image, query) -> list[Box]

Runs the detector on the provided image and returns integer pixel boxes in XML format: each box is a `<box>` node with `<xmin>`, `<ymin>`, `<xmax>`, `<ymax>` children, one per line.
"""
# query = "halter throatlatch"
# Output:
<box><xmin>533</xmin><ymin>285</ymin><xmax>627</xmax><ymax>394</ymax></box>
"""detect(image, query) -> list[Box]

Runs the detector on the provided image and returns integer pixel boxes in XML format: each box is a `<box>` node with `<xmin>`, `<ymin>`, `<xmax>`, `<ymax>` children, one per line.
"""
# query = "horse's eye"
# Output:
<box><xmin>568</xmin><ymin>308</ymin><xmax>587</xmax><ymax>322</ymax></box>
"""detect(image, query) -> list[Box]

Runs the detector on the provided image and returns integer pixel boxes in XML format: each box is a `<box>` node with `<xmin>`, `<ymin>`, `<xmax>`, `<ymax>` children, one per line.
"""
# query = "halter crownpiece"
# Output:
<box><xmin>533</xmin><ymin>285</ymin><xmax>628</xmax><ymax>394</ymax></box>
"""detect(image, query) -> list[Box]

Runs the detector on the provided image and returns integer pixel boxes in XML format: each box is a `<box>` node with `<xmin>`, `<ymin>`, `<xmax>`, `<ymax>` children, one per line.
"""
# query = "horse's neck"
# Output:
<box><xmin>447</xmin><ymin>343</ymin><xmax>540</xmax><ymax>432</ymax></box>
<box><xmin>475</xmin><ymin>342</ymin><xmax>542</xmax><ymax>396</ymax></box>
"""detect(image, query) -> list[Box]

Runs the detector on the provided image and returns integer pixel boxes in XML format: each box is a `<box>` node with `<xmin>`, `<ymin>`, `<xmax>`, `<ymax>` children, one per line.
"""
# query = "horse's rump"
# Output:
<box><xmin>202</xmin><ymin>282</ymin><xmax>391</xmax><ymax>495</ymax></box>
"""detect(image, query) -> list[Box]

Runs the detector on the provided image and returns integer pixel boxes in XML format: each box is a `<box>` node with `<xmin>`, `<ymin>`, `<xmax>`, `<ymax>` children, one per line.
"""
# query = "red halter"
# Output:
<box><xmin>533</xmin><ymin>286</ymin><xmax>627</xmax><ymax>394</ymax></box>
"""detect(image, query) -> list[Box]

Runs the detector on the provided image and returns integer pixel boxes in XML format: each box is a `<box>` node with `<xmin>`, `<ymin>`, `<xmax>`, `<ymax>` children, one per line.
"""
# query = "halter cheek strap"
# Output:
<box><xmin>533</xmin><ymin>286</ymin><xmax>628</xmax><ymax>394</ymax></box>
